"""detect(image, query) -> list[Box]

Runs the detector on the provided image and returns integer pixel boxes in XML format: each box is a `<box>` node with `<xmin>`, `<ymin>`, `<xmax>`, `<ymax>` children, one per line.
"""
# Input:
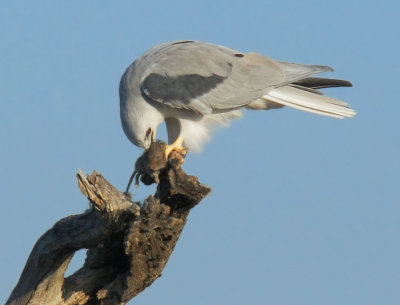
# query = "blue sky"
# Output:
<box><xmin>1</xmin><ymin>1</ymin><xmax>399</xmax><ymax>304</ymax></box>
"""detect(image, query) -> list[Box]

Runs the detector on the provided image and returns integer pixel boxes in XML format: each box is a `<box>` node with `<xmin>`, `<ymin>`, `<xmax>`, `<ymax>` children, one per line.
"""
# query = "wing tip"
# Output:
<box><xmin>318</xmin><ymin>65</ymin><xmax>334</xmax><ymax>73</ymax></box>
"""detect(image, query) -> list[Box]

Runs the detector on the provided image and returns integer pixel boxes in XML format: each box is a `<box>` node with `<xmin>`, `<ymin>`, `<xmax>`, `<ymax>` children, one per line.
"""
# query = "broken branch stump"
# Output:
<box><xmin>6</xmin><ymin>141</ymin><xmax>211</xmax><ymax>305</ymax></box>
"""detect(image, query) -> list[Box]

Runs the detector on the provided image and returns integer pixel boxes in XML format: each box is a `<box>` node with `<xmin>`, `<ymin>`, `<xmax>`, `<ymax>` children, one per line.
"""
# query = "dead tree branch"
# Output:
<box><xmin>7</xmin><ymin>142</ymin><xmax>211</xmax><ymax>305</ymax></box>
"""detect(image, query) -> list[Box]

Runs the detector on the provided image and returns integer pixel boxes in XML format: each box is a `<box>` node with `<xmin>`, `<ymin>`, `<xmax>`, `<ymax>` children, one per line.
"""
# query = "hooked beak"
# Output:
<box><xmin>144</xmin><ymin>128</ymin><xmax>154</xmax><ymax>149</ymax></box>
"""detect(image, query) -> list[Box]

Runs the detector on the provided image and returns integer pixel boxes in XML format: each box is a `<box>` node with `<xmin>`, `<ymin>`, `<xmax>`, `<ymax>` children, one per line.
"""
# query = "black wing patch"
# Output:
<box><xmin>141</xmin><ymin>73</ymin><xmax>226</xmax><ymax>106</ymax></box>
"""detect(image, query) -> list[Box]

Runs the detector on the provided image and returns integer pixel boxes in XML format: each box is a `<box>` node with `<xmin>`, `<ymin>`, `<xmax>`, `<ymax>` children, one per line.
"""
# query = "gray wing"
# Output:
<box><xmin>139</xmin><ymin>41</ymin><xmax>332</xmax><ymax>114</ymax></box>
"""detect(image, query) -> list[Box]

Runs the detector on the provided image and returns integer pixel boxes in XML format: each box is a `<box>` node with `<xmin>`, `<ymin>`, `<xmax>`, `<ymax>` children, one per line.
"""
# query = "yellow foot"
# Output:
<box><xmin>165</xmin><ymin>136</ymin><xmax>187</xmax><ymax>160</ymax></box>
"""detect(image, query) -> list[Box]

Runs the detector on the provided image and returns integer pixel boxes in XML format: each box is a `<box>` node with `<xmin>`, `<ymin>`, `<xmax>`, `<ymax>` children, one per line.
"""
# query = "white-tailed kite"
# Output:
<box><xmin>119</xmin><ymin>41</ymin><xmax>355</xmax><ymax>157</ymax></box>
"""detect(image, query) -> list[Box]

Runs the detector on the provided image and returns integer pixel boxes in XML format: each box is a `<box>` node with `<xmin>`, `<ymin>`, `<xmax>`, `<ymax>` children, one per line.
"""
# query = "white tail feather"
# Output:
<box><xmin>263</xmin><ymin>86</ymin><xmax>356</xmax><ymax>119</ymax></box>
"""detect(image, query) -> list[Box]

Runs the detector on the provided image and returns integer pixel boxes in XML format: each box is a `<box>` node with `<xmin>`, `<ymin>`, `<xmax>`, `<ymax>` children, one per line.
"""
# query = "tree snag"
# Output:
<box><xmin>6</xmin><ymin>141</ymin><xmax>211</xmax><ymax>305</ymax></box>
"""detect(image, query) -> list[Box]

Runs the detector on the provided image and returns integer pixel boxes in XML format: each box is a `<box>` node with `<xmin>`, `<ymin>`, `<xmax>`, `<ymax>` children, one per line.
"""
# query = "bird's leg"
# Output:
<box><xmin>165</xmin><ymin>136</ymin><xmax>186</xmax><ymax>159</ymax></box>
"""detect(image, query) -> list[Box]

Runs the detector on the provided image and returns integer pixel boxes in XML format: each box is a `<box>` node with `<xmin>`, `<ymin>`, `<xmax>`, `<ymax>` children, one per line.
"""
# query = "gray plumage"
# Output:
<box><xmin>120</xmin><ymin>40</ymin><xmax>355</xmax><ymax>152</ymax></box>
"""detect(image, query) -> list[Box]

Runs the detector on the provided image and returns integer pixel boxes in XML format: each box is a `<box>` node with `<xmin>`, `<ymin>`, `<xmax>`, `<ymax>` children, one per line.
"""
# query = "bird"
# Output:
<box><xmin>119</xmin><ymin>40</ymin><xmax>355</xmax><ymax>157</ymax></box>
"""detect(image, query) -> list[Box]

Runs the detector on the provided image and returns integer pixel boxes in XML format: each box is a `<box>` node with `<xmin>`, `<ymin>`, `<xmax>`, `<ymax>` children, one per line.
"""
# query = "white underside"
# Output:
<box><xmin>179</xmin><ymin>109</ymin><xmax>243</xmax><ymax>152</ymax></box>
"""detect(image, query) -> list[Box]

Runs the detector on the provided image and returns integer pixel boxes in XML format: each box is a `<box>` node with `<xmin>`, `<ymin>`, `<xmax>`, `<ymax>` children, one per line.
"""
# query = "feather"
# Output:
<box><xmin>277</xmin><ymin>62</ymin><xmax>333</xmax><ymax>83</ymax></box>
<box><xmin>293</xmin><ymin>77</ymin><xmax>353</xmax><ymax>89</ymax></box>
<box><xmin>263</xmin><ymin>85</ymin><xmax>356</xmax><ymax>119</ymax></box>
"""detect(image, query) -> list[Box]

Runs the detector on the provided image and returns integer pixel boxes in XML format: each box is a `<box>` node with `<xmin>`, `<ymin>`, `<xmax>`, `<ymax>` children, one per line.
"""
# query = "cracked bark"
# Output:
<box><xmin>6</xmin><ymin>142</ymin><xmax>211</xmax><ymax>305</ymax></box>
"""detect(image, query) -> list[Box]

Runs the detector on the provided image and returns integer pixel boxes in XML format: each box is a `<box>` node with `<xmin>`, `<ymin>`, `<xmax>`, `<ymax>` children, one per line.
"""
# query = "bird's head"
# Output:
<box><xmin>121</xmin><ymin>118</ymin><xmax>158</xmax><ymax>150</ymax></box>
<box><xmin>120</xmin><ymin>78</ymin><xmax>164</xmax><ymax>150</ymax></box>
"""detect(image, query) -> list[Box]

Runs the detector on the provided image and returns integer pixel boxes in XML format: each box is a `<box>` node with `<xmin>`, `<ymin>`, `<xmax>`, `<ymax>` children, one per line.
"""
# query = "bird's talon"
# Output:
<box><xmin>165</xmin><ymin>146</ymin><xmax>186</xmax><ymax>159</ymax></box>
<box><xmin>164</xmin><ymin>136</ymin><xmax>186</xmax><ymax>160</ymax></box>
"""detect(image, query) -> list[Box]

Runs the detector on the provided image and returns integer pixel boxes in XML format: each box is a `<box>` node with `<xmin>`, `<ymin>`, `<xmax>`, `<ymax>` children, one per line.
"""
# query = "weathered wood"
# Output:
<box><xmin>6</xmin><ymin>141</ymin><xmax>211</xmax><ymax>305</ymax></box>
